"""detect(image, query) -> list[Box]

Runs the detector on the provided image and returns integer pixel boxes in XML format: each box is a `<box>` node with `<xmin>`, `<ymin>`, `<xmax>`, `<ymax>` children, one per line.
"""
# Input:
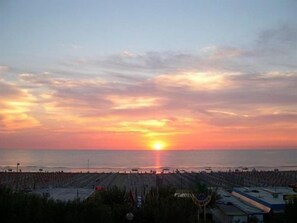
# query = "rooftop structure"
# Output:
<box><xmin>213</xmin><ymin>188</ymin><xmax>264</xmax><ymax>223</ymax></box>
<box><xmin>212</xmin><ymin>204</ymin><xmax>248</xmax><ymax>223</ymax></box>
<box><xmin>232</xmin><ymin>187</ymin><xmax>297</xmax><ymax>213</ymax></box>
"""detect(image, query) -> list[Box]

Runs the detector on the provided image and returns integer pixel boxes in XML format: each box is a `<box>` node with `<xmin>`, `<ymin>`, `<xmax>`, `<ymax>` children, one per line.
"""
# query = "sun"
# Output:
<box><xmin>152</xmin><ymin>141</ymin><xmax>165</xmax><ymax>150</ymax></box>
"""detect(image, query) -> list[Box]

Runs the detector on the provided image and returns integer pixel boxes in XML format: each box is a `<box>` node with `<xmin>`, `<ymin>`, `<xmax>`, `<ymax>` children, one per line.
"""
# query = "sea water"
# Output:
<box><xmin>0</xmin><ymin>149</ymin><xmax>296</xmax><ymax>173</ymax></box>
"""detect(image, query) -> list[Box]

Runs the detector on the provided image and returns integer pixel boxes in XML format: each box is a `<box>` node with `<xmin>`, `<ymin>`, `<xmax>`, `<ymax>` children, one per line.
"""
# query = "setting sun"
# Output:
<box><xmin>153</xmin><ymin>141</ymin><xmax>165</xmax><ymax>150</ymax></box>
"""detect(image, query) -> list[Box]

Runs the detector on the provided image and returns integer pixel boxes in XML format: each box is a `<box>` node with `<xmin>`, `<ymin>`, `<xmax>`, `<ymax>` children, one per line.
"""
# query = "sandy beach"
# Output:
<box><xmin>1</xmin><ymin>170</ymin><xmax>296</xmax><ymax>193</ymax></box>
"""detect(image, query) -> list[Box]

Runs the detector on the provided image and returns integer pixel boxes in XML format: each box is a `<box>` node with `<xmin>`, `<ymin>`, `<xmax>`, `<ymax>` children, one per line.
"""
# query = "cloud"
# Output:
<box><xmin>206</xmin><ymin>110</ymin><xmax>297</xmax><ymax>127</ymax></box>
<box><xmin>257</xmin><ymin>23</ymin><xmax>297</xmax><ymax>48</ymax></box>
<box><xmin>1</xmin><ymin>23</ymin><xmax>296</xmax><ymax>148</ymax></box>
<box><xmin>153</xmin><ymin>71</ymin><xmax>234</xmax><ymax>90</ymax></box>
<box><xmin>18</xmin><ymin>71</ymin><xmax>288</xmax><ymax>124</ymax></box>
<box><xmin>0</xmin><ymin>66</ymin><xmax>9</xmax><ymax>74</ymax></box>
<box><xmin>108</xmin><ymin>96</ymin><xmax>162</xmax><ymax>110</ymax></box>
<box><xmin>0</xmin><ymin>80</ymin><xmax>40</xmax><ymax>132</ymax></box>
<box><xmin>72</xmin><ymin>51</ymin><xmax>202</xmax><ymax>74</ymax></box>
<box><xmin>240</xmin><ymin>23</ymin><xmax>297</xmax><ymax>70</ymax></box>
<box><xmin>63</xmin><ymin>24</ymin><xmax>296</xmax><ymax>76</ymax></box>
<box><xmin>200</xmin><ymin>46</ymin><xmax>246</xmax><ymax>59</ymax></box>
<box><xmin>0</xmin><ymin>80</ymin><xmax>23</xmax><ymax>98</ymax></box>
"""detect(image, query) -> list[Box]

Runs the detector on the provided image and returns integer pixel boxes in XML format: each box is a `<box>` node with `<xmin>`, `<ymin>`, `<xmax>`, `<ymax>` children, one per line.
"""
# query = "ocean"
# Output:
<box><xmin>0</xmin><ymin>149</ymin><xmax>297</xmax><ymax>173</ymax></box>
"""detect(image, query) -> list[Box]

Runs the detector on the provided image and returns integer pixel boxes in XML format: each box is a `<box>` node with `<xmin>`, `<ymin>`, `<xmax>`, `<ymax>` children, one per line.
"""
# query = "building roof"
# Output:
<box><xmin>232</xmin><ymin>187</ymin><xmax>297</xmax><ymax>213</ymax></box>
<box><xmin>217</xmin><ymin>188</ymin><xmax>264</xmax><ymax>215</ymax></box>
<box><xmin>216</xmin><ymin>203</ymin><xmax>246</xmax><ymax>216</ymax></box>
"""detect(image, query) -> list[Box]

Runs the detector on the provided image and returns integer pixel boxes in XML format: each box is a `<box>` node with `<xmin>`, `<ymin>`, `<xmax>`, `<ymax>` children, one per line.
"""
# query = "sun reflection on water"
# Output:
<box><xmin>154</xmin><ymin>151</ymin><xmax>161</xmax><ymax>171</ymax></box>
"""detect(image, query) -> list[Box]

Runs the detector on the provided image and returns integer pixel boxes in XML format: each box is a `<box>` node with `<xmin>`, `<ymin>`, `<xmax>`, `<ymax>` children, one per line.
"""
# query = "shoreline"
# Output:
<box><xmin>1</xmin><ymin>165</ymin><xmax>297</xmax><ymax>173</ymax></box>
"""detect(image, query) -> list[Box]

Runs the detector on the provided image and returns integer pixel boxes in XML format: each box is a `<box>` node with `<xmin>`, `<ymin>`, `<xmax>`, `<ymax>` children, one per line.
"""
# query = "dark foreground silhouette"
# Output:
<box><xmin>1</xmin><ymin>186</ymin><xmax>296</xmax><ymax>223</ymax></box>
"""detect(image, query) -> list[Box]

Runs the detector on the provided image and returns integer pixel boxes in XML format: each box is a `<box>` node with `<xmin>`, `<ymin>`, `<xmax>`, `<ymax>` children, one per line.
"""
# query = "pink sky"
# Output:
<box><xmin>0</xmin><ymin>2</ymin><xmax>297</xmax><ymax>150</ymax></box>
<box><xmin>1</xmin><ymin>63</ymin><xmax>297</xmax><ymax>150</ymax></box>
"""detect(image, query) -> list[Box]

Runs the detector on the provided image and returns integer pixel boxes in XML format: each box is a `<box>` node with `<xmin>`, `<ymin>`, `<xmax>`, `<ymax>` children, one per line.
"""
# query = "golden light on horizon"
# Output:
<box><xmin>152</xmin><ymin>141</ymin><xmax>166</xmax><ymax>150</ymax></box>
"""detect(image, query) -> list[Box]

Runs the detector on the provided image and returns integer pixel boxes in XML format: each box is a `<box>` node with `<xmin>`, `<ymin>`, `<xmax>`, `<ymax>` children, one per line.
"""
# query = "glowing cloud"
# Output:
<box><xmin>108</xmin><ymin>96</ymin><xmax>161</xmax><ymax>110</ymax></box>
<box><xmin>154</xmin><ymin>72</ymin><xmax>233</xmax><ymax>90</ymax></box>
<box><xmin>0</xmin><ymin>82</ymin><xmax>40</xmax><ymax>131</ymax></box>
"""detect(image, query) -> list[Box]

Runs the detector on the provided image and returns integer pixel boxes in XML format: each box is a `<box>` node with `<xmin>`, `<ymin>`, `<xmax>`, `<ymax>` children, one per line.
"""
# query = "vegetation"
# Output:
<box><xmin>264</xmin><ymin>198</ymin><xmax>297</xmax><ymax>223</ymax></box>
<box><xmin>0</xmin><ymin>186</ymin><xmax>197</xmax><ymax>223</ymax></box>
<box><xmin>136</xmin><ymin>187</ymin><xmax>197</xmax><ymax>223</ymax></box>
<box><xmin>2</xmin><ymin>184</ymin><xmax>295</xmax><ymax>223</ymax></box>
<box><xmin>284</xmin><ymin>198</ymin><xmax>297</xmax><ymax>223</ymax></box>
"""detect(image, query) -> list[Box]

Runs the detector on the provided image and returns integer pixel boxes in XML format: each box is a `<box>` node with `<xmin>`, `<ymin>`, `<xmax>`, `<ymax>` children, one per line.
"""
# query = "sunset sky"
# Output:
<box><xmin>0</xmin><ymin>0</ymin><xmax>297</xmax><ymax>150</ymax></box>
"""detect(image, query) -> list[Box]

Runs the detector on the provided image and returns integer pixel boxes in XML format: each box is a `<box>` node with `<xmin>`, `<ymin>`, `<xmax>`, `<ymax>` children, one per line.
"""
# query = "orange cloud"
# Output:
<box><xmin>0</xmin><ymin>45</ymin><xmax>297</xmax><ymax>149</ymax></box>
<box><xmin>0</xmin><ymin>81</ymin><xmax>40</xmax><ymax>132</ymax></box>
<box><xmin>154</xmin><ymin>71</ymin><xmax>234</xmax><ymax>90</ymax></box>
<box><xmin>108</xmin><ymin>96</ymin><xmax>162</xmax><ymax>110</ymax></box>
